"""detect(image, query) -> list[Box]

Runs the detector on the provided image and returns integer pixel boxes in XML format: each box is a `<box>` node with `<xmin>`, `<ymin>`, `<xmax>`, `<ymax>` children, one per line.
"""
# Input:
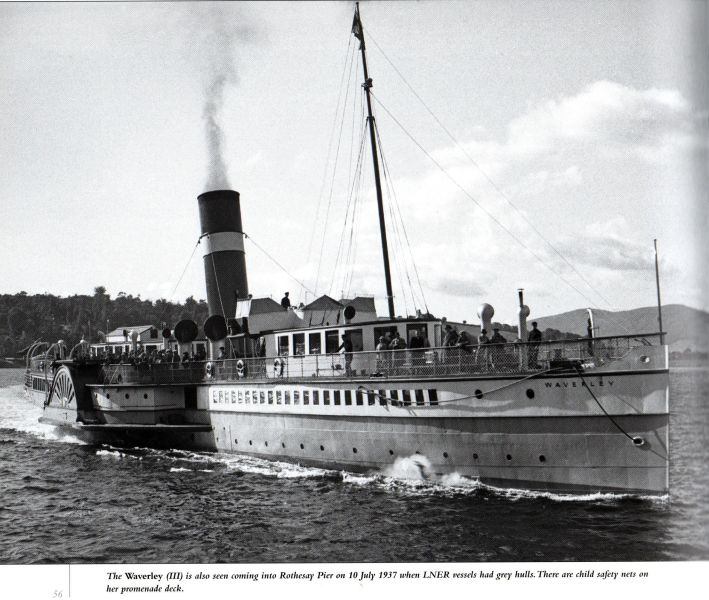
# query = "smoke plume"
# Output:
<box><xmin>203</xmin><ymin>73</ymin><xmax>232</xmax><ymax>190</ymax></box>
<box><xmin>197</xmin><ymin>5</ymin><xmax>257</xmax><ymax>190</ymax></box>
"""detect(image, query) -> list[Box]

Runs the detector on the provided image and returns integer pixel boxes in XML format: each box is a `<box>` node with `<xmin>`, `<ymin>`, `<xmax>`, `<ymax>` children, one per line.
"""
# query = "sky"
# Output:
<box><xmin>1</xmin><ymin>0</ymin><xmax>707</xmax><ymax>325</ymax></box>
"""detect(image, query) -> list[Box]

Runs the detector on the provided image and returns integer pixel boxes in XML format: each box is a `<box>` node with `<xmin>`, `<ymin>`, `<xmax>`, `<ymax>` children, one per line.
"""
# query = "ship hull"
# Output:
<box><xmin>206</xmin><ymin>411</ymin><xmax>668</xmax><ymax>495</ymax></box>
<box><xmin>25</xmin><ymin>362</ymin><xmax>670</xmax><ymax>495</ymax></box>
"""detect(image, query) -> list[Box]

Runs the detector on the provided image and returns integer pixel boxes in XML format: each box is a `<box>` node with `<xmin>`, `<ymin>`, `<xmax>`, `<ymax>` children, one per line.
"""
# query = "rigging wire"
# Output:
<box><xmin>309</xmin><ymin>35</ymin><xmax>356</xmax><ymax>300</ymax></box>
<box><xmin>209</xmin><ymin>251</ymin><xmax>228</xmax><ymax>322</ymax></box>
<box><xmin>374</xmin><ymin>118</ymin><xmax>413</xmax><ymax>314</ymax></box>
<box><xmin>369</xmin><ymin>90</ymin><xmax>634</xmax><ymax>328</ymax></box>
<box><xmin>342</xmin><ymin>156</ymin><xmax>364</xmax><ymax>299</ymax></box>
<box><xmin>386</xmin><ymin>198</ymin><xmax>411</xmax><ymax>316</ymax></box>
<box><xmin>576</xmin><ymin>367</ymin><xmax>668</xmax><ymax>461</ymax></box>
<box><xmin>374</xmin><ymin>120</ymin><xmax>430</xmax><ymax>314</ymax></box>
<box><xmin>332</xmin><ymin>118</ymin><xmax>367</xmax><ymax>299</ymax></box>
<box><xmin>244</xmin><ymin>233</ymin><xmax>316</xmax><ymax>297</ymax></box>
<box><xmin>167</xmin><ymin>238</ymin><xmax>202</xmax><ymax>304</ymax></box>
<box><xmin>343</xmin><ymin>92</ymin><xmax>369</xmax><ymax>299</ymax></box>
<box><xmin>365</xmin><ymin>30</ymin><xmax>622</xmax><ymax>316</ymax></box>
<box><xmin>153</xmin><ymin>236</ymin><xmax>201</xmax><ymax>327</ymax></box>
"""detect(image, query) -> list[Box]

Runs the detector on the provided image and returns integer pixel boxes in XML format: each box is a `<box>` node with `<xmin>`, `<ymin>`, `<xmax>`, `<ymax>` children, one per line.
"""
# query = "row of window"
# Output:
<box><xmin>210</xmin><ymin>387</ymin><xmax>439</xmax><ymax>407</ymax></box>
<box><xmin>90</xmin><ymin>343</ymin><xmax>207</xmax><ymax>356</ymax></box>
<box><xmin>277</xmin><ymin>324</ymin><xmax>431</xmax><ymax>356</ymax></box>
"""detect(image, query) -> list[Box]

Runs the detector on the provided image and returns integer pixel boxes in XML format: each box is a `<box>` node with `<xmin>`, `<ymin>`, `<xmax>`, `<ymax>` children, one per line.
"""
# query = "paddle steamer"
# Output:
<box><xmin>24</xmin><ymin>4</ymin><xmax>669</xmax><ymax>494</ymax></box>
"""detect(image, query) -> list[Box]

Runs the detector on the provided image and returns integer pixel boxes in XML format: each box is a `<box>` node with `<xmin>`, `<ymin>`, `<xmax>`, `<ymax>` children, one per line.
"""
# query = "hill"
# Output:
<box><xmin>0</xmin><ymin>288</ymin><xmax>209</xmax><ymax>359</ymax></box>
<box><xmin>533</xmin><ymin>304</ymin><xmax>709</xmax><ymax>352</ymax></box>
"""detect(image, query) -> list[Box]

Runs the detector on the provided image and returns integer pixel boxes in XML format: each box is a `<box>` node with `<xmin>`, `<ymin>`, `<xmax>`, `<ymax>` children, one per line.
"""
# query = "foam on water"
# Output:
<box><xmin>89</xmin><ymin>443</ymin><xmax>666</xmax><ymax>503</ymax></box>
<box><xmin>0</xmin><ymin>384</ymin><xmax>85</xmax><ymax>445</ymax></box>
<box><xmin>0</xmin><ymin>380</ymin><xmax>668</xmax><ymax>504</ymax></box>
<box><xmin>96</xmin><ymin>448</ymin><xmax>143</xmax><ymax>460</ymax></box>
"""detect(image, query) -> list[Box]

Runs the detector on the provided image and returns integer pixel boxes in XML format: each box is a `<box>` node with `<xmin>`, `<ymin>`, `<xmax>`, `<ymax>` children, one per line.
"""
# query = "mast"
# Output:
<box><xmin>353</xmin><ymin>2</ymin><xmax>396</xmax><ymax>319</ymax></box>
<box><xmin>654</xmin><ymin>239</ymin><xmax>664</xmax><ymax>344</ymax></box>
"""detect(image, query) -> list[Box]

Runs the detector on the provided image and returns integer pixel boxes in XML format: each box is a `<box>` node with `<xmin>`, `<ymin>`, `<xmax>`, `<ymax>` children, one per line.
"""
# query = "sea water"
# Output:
<box><xmin>0</xmin><ymin>367</ymin><xmax>707</xmax><ymax>563</ymax></box>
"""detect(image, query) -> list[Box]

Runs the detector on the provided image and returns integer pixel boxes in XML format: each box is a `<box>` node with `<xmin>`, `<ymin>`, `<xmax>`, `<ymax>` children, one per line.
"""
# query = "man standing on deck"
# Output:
<box><xmin>528</xmin><ymin>321</ymin><xmax>542</xmax><ymax>368</ymax></box>
<box><xmin>280</xmin><ymin>292</ymin><xmax>291</xmax><ymax>310</ymax></box>
<box><xmin>338</xmin><ymin>333</ymin><xmax>354</xmax><ymax>376</ymax></box>
<box><xmin>476</xmin><ymin>329</ymin><xmax>490</xmax><ymax>369</ymax></box>
<box><xmin>490</xmin><ymin>327</ymin><xmax>507</xmax><ymax>368</ymax></box>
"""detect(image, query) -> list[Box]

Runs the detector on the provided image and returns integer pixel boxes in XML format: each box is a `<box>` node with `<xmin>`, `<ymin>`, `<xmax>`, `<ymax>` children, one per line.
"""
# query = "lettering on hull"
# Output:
<box><xmin>545</xmin><ymin>379</ymin><xmax>614</xmax><ymax>389</ymax></box>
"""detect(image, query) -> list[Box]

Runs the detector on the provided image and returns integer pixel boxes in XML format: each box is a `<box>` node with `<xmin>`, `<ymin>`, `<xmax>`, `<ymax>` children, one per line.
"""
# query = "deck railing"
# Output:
<box><xmin>93</xmin><ymin>333</ymin><xmax>663</xmax><ymax>386</ymax></box>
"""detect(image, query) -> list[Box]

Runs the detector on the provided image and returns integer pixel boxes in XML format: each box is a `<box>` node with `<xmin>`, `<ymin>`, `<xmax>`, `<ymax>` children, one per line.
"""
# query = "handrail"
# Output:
<box><xmin>96</xmin><ymin>333</ymin><xmax>664</xmax><ymax>386</ymax></box>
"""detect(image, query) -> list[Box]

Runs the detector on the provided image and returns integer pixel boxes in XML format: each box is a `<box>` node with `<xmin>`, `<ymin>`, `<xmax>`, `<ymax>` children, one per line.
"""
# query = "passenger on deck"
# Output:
<box><xmin>476</xmin><ymin>329</ymin><xmax>490</xmax><ymax>368</ymax></box>
<box><xmin>456</xmin><ymin>331</ymin><xmax>473</xmax><ymax>354</ymax></box>
<box><xmin>389</xmin><ymin>332</ymin><xmax>407</xmax><ymax>372</ymax></box>
<box><xmin>490</xmin><ymin>327</ymin><xmax>507</xmax><ymax>368</ymax></box>
<box><xmin>442</xmin><ymin>324</ymin><xmax>459</xmax><ymax>347</ymax></box>
<box><xmin>375</xmin><ymin>336</ymin><xmax>387</xmax><ymax>373</ymax></box>
<box><xmin>338</xmin><ymin>333</ymin><xmax>354</xmax><ymax>376</ymax></box>
<box><xmin>528</xmin><ymin>321</ymin><xmax>542</xmax><ymax>369</ymax></box>
<box><xmin>280</xmin><ymin>292</ymin><xmax>291</xmax><ymax>310</ymax></box>
<box><xmin>409</xmin><ymin>331</ymin><xmax>425</xmax><ymax>371</ymax></box>
<box><xmin>490</xmin><ymin>328</ymin><xmax>506</xmax><ymax>345</ymax></box>
<box><xmin>218</xmin><ymin>346</ymin><xmax>227</xmax><ymax>360</ymax></box>
<box><xmin>442</xmin><ymin>324</ymin><xmax>459</xmax><ymax>370</ymax></box>
<box><xmin>181</xmin><ymin>351</ymin><xmax>191</xmax><ymax>366</ymax></box>
<box><xmin>389</xmin><ymin>331</ymin><xmax>406</xmax><ymax>350</ymax></box>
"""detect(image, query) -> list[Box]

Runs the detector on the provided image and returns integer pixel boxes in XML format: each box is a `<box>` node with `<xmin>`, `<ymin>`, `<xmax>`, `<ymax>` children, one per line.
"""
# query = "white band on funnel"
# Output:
<box><xmin>201</xmin><ymin>231</ymin><xmax>245</xmax><ymax>256</ymax></box>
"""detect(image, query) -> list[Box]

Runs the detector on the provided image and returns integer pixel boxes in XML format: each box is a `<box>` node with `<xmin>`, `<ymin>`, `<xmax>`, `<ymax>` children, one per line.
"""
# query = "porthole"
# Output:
<box><xmin>474</xmin><ymin>389</ymin><xmax>483</xmax><ymax>399</ymax></box>
<box><xmin>265</xmin><ymin>441</ymin><xmax>268</xmax><ymax>447</ymax></box>
<box><xmin>415</xmin><ymin>450</ymin><xmax>421</xmax><ymax>455</ymax></box>
<box><xmin>249</xmin><ymin>440</ymin><xmax>253</xmax><ymax>446</ymax></box>
<box><xmin>106</xmin><ymin>393</ymin><xmax>110</xmax><ymax>399</ymax></box>
<box><xmin>443</xmin><ymin>452</ymin><xmax>449</xmax><ymax>459</ymax></box>
<box><xmin>281</xmin><ymin>443</ymin><xmax>286</xmax><ymax>448</ymax></box>
<box><xmin>352</xmin><ymin>448</ymin><xmax>358</xmax><ymax>454</ymax></box>
<box><xmin>639</xmin><ymin>355</ymin><xmax>650</xmax><ymax>364</ymax></box>
<box><xmin>473</xmin><ymin>453</ymin><xmax>478</xmax><ymax>459</ymax></box>
<box><xmin>143</xmin><ymin>393</ymin><xmax>148</xmax><ymax>399</ymax></box>
<box><xmin>125</xmin><ymin>393</ymin><xmax>130</xmax><ymax>399</ymax></box>
<box><xmin>526</xmin><ymin>389</ymin><xmax>535</xmax><ymax>399</ymax></box>
<box><xmin>539</xmin><ymin>455</ymin><xmax>546</xmax><ymax>462</ymax></box>
<box><xmin>506</xmin><ymin>454</ymin><xmax>512</xmax><ymax>461</ymax></box>
<box><xmin>389</xmin><ymin>449</ymin><xmax>394</xmax><ymax>455</ymax></box>
<box><xmin>300</xmin><ymin>443</ymin><xmax>304</xmax><ymax>450</ymax></box>
<box><xmin>320</xmin><ymin>445</ymin><xmax>325</xmax><ymax>451</ymax></box>
<box><xmin>234</xmin><ymin>439</ymin><xmax>238</xmax><ymax>444</ymax></box>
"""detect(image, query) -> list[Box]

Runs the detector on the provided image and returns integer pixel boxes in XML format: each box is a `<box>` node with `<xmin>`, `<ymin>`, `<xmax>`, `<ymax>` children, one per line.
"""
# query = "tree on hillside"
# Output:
<box><xmin>8</xmin><ymin>307</ymin><xmax>28</xmax><ymax>338</ymax></box>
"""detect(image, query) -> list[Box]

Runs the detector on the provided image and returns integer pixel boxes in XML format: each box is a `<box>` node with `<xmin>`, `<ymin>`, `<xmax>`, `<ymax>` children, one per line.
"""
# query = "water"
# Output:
<box><xmin>0</xmin><ymin>367</ymin><xmax>707</xmax><ymax>564</ymax></box>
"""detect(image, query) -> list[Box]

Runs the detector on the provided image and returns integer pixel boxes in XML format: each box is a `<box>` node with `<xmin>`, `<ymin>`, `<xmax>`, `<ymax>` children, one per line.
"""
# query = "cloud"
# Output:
<box><xmin>429</xmin><ymin>276</ymin><xmax>486</xmax><ymax>298</ymax></box>
<box><xmin>553</xmin><ymin>217</ymin><xmax>656</xmax><ymax>272</ymax></box>
<box><xmin>507</xmin><ymin>81</ymin><xmax>700</xmax><ymax>159</ymax></box>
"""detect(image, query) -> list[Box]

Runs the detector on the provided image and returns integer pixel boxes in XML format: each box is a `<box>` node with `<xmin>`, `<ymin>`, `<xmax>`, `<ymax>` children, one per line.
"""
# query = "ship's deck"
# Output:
<box><xmin>30</xmin><ymin>332</ymin><xmax>665</xmax><ymax>387</ymax></box>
